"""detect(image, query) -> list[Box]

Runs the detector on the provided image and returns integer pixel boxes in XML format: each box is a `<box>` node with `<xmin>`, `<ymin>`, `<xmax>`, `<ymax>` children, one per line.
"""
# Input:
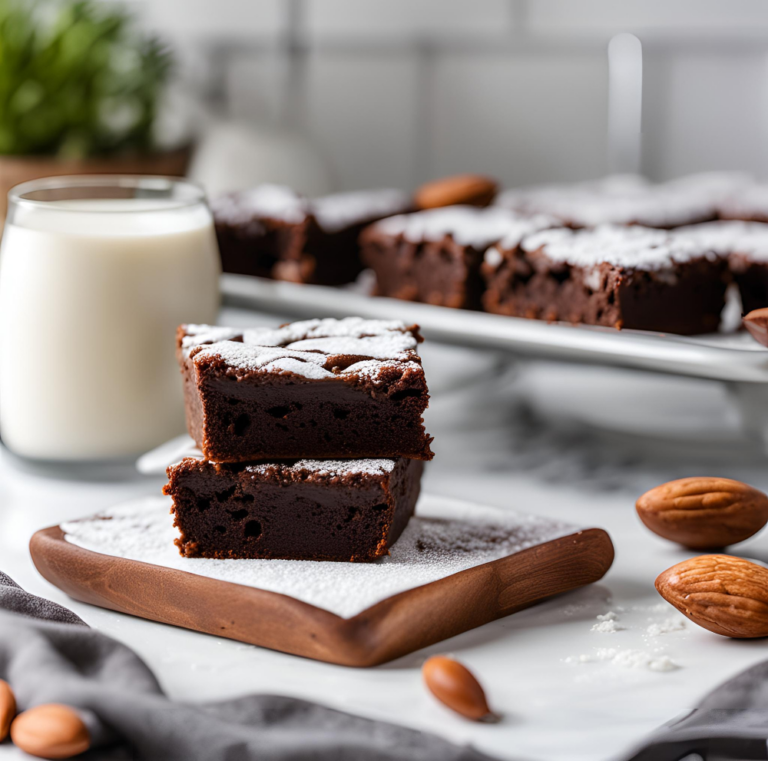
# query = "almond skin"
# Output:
<box><xmin>414</xmin><ymin>175</ymin><xmax>498</xmax><ymax>210</ymax></box>
<box><xmin>636</xmin><ymin>477</ymin><xmax>768</xmax><ymax>550</ymax></box>
<box><xmin>743</xmin><ymin>308</ymin><xmax>768</xmax><ymax>347</ymax></box>
<box><xmin>0</xmin><ymin>680</ymin><xmax>16</xmax><ymax>742</ymax></box>
<box><xmin>657</xmin><ymin>554</ymin><xmax>768</xmax><ymax>638</ymax></box>
<box><xmin>11</xmin><ymin>704</ymin><xmax>90</xmax><ymax>759</ymax></box>
<box><xmin>422</xmin><ymin>656</ymin><xmax>496</xmax><ymax>721</ymax></box>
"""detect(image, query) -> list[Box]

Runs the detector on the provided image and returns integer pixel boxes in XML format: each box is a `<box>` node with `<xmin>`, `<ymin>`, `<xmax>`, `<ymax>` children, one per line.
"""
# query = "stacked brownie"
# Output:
<box><xmin>164</xmin><ymin>317</ymin><xmax>433</xmax><ymax>562</ymax></box>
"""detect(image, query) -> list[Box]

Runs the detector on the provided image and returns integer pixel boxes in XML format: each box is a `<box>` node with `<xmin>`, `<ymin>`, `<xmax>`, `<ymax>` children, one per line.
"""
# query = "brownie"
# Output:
<box><xmin>164</xmin><ymin>456</ymin><xmax>423</xmax><ymax>562</ymax></box>
<box><xmin>359</xmin><ymin>206</ymin><xmax>556</xmax><ymax>309</ymax></box>
<box><xmin>675</xmin><ymin>220</ymin><xmax>768</xmax><ymax>314</ymax></box>
<box><xmin>178</xmin><ymin>317</ymin><xmax>433</xmax><ymax>463</ymax></box>
<box><xmin>482</xmin><ymin>225</ymin><xmax>728</xmax><ymax>335</ymax></box>
<box><xmin>495</xmin><ymin>174</ymin><xmax>719</xmax><ymax>229</ymax></box>
<box><xmin>719</xmin><ymin>184</ymin><xmax>768</xmax><ymax>223</ymax></box>
<box><xmin>211</xmin><ymin>184</ymin><xmax>313</xmax><ymax>281</ymax></box>
<box><xmin>304</xmin><ymin>188</ymin><xmax>412</xmax><ymax>285</ymax></box>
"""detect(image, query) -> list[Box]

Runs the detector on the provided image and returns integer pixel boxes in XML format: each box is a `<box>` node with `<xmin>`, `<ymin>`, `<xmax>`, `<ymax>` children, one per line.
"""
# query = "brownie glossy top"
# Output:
<box><xmin>179</xmin><ymin>317</ymin><xmax>424</xmax><ymax>383</ymax></box>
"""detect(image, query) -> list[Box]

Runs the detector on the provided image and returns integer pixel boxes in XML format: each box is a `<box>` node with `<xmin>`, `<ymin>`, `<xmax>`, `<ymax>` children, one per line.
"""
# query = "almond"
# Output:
<box><xmin>743</xmin><ymin>308</ymin><xmax>768</xmax><ymax>347</ymax></box>
<box><xmin>11</xmin><ymin>704</ymin><xmax>90</xmax><ymax>759</ymax></box>
<box><xmin>636</xmin><ymin>477</ymin><xmax>768</xmax><ymax>549</ymax></box>
<box><xmin>414</xmin><ymin>175</ymin><xmax>498</xmax><ymax>210</ymax></box>
<box><xmin>0</xmin><ymin>680</ymin><xmax>15</xmax><ymax>742</ymax></box>
<box><xmin>656</xmin><ymin>554</ymin><xmax>768</xmax><ymax>638</ymax></box>
<box><xmin>422</xmin><ymin>656</ymin><xmax>497</xmax><ymax>722</ymax></box>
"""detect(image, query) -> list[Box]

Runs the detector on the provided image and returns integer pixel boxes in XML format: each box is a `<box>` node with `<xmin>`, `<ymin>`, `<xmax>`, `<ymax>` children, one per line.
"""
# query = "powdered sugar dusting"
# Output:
<box><xmin>522</xmin><ymin>225</ymin><xmax>714</xmax><ymax>270</ymax></box>
<box><xmin>371</xmin><ymin>206</ymin><xmax>556</xmax><ymax>249</ymax></box>
<box><xmin>61</xmin><ymin>495</ymin><xmax>576</xmax><ymax>618</ymax></box>
<box><xmin>243</xmin><ymin>458</ymin><xmax>396</xmax><ymax>477</ymax></box>
<box><xmin>675</xmin><ymin>220</ymin><xmax>768</xmax><ymax>261</ymax></box>
<box><xmin>496</xmin><ymin>174</ymin><xmax>719</xmax><ymax>228</ymax></box>
<box><xmin>184</xmin><ymin>317</ymin><xmax>422</xmax><ymax>382</ymax></box>
<box><xmin>211</xmin><ymin>184</ymin><xmax>307</xmax><ymax>225</ymax></box>
<box><xmin>242</xmin><ymin>317</ymin><xmax>415</xmax><ymax>347</ymax></box>
<box><xmin>312</xmin><ymin>188</ymin><xmax>411</xmax><ymax>233</ymax></box>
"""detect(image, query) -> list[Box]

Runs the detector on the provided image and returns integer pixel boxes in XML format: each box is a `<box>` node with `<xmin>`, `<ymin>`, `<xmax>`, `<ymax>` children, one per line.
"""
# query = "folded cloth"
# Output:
<box><xmin>0</xmin><ymin>572</ymin><xmax>494</xmax><ymax>761</ymax></box>
<box><xmin>624</xmin><ymin>660</ymin><xmax>768</xmax><ymax>761</ymax></box>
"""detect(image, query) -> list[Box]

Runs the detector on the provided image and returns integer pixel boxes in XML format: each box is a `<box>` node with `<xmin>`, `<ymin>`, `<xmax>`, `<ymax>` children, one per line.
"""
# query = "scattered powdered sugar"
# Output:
<box><xmin>61</xmin><ymin>494</ymin><xmax>576</xmax><ymax>619</ymax></box>
<box><xmin>211</xmin><ymin>184</ymin><xmax>308</xmax><ymax>225</ymax></box>
<box><xmin>591</xmin><ymin>611</ymin><xmax>625</xmax><ymax>633</ymax></box>
<box><xmin>521</xmin><ymin>225</ymin><xmax>713</xmax><ymax>270</ymax></box>
<box><xmin>565</xmin><ymin>649</ymin><xmax>679</xmax><ymax>672</ymax></box>
<box><xmin>646</xmin><ymin>617</ymin><xmax>686</xmax><ymax>637</ymax></box>
<box><xmin>371</xmin><ymin>206</ymin><xmax>555</xmax><ymax>249</ymax></box>
<box><xmin>243</xmin><ymin>458</ymin><xmax>396</xmax><ymax>477</ymax></box>
<box><xmin>311</xmin><ymin>189</ymin><xmax>411</xmax><ymax>233</ymax></box>
<box><xmin>674</xmin><ymin>220</ymin><xmax>768</xmax><ymax>261</ymax></box>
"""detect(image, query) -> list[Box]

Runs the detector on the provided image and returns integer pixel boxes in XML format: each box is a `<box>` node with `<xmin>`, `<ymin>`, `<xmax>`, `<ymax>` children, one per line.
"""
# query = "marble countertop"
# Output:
<box><xmin>2</xmin><ymin>306</ymin><xmax>768</xmax><ymax>761</ymax></box>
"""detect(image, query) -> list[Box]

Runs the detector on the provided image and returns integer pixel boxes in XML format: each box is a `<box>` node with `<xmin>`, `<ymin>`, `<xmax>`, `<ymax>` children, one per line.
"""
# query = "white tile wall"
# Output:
<box><xmin>135</xmin><ymin>0</ymin><xmax>286</xmax><ymax>41</ymax></box>
<box><xmin>304</xmin><ymin>0</ymin><xmax>513</xmax><ymax>41</ymax></box>
<box><xmin>118</xmin><ymin>0</ymin><xmax>768</xmax><ymax>189</ymax></box>
<box><xmin>642</xmin><ymin>52</ymin><xmax>768</xmax><ymax>180</ymax></box>
<box><xmin>428</xmin><ymin>54</ymin><xmax>609</xmax><ymax>187</ymax></box>
<box><xmin>303</xmin><ymin>53</ymin><xmax>421</xmax><ymax>189</ymax></box>
<box><xmin>528</xmin><ymin>0</ymin><xmax>768</xmax><ymax>36</ymax></box>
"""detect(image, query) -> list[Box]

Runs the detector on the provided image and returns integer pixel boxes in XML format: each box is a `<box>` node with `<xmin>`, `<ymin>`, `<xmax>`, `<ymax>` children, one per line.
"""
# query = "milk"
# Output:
<box><xmin>0</xmin><ymin>195</ymin><xmax>220</xmax><ymax>460</ymax></box>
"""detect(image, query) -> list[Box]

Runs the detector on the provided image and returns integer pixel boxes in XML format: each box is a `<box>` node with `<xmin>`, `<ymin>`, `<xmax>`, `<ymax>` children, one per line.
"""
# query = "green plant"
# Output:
<box><xmin>0</xmin><ymin>0</ymin><xmax>173</xmax><ymax>158</ymax></box>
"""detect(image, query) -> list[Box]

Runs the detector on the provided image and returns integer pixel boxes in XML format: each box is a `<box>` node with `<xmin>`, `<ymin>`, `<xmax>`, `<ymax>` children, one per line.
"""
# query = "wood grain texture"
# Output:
<box><xmin>30</xmin><ymin>525</ymin><xmax>614</xmax><ymax>667</ymax></box>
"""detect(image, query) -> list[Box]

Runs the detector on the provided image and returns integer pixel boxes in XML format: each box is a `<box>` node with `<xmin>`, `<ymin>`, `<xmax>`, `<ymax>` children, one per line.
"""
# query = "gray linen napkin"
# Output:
<box><xmin>0</xmin><ymin>572</ymin><xmax>494</xmax><ymax>761</ymax></box>
<box><xmin>624</xmin><ymin>660</ymin><xmax>768</xmax><ymax>760</ymax></box>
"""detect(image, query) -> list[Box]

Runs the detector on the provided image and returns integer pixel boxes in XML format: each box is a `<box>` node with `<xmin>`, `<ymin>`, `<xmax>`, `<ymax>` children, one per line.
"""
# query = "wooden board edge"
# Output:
<box><xmin>30</xmin><ymin>525</ymin><xmax>614</xmax><ymax>667</ymax></box>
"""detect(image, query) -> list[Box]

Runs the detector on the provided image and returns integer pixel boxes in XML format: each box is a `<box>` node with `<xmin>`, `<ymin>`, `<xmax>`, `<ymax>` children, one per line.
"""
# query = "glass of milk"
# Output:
<box><xmin>0</xmin><ymin>176</ymin><xmax>221</xmax><ymax>462</ymax></box>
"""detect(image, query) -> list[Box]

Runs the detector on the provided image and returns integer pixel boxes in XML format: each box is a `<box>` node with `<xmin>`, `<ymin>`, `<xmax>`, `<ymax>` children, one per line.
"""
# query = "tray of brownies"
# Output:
<box><xmin>29</xmin><ymin>316</ymin><xmax>613</xmax><ymax>665</ymax></box>
<box><xmin>217</xmin><ymin>173</ymin><xmax>768</xmax><ymax>383</ymax></box>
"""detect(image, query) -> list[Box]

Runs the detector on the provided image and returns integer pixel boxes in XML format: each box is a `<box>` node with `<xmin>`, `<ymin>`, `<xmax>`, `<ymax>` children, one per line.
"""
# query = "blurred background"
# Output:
<box><xmin>4</xmin><ymin>0</ymin><xmax>768</xmax><ymax>200</ymax></box>
<box><xmin>114</xmin><ymin>0</ymin><xmax>768</xmax><ymax>189</ymax></box>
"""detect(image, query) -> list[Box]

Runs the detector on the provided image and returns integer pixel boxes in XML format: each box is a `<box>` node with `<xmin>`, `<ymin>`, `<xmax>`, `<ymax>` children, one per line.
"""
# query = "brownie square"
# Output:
<box><xmin>719</xmin><ymin>184</ymin><xmax>768</xmax><ymax>223</ymax></box>
<box><xmin>211</xmin><ymin>184</ymin><xmax>313</xmax><ymax>281</ymax></box>
<box><xmin>495</xmin><ymin>175</ymin><xmax>718</xmax><ymax>229</ymax></box>
<box><xmin>304</xmin><ymin>188</ymin><xmax>412</xmax><ymax>286</ymax></box>
<box><xmin>482</xmin><ymin>225</ymin><xmax>728</xmax><ymax>335</ymax></box>
<box><xmin>178</xmin><ymin>317</ymin><xmax>433</xmax><ymax>463</ymax></box>
<box><xmin>359</xmin><ymin>206</ymin><xmax>555</xmax><ymax>310</ymax></box>
<box><xmin>675</xmin><ymin>220</ymin><xmax>768</xmax><ymax>314</ymax></box>
<box><xmin>164</xmin><ymin>456</ymin><xmax>423</xmax><ymax>562</ymax></box>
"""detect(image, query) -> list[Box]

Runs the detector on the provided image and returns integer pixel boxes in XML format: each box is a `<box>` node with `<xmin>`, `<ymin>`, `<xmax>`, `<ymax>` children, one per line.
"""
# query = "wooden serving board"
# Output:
<box><xmin>30</xmin><ymin>510</ymin><xmax>614</xmax><ymax>667</ymax></box>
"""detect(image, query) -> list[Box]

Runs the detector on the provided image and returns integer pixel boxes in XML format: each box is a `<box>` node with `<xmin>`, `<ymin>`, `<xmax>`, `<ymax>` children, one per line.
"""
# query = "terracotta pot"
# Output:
<box><xmin>0</xmin><ymin>146</ymin><xmax>192</xmax><ymax>219</ymax></box>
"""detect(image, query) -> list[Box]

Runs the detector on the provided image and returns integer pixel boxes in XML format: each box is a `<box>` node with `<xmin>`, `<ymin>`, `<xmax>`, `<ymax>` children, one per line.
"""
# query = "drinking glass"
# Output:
<box><xmin>0</xmin><ymin>176</ymin><xmax>221</xmax><ymax>461</ymax></box>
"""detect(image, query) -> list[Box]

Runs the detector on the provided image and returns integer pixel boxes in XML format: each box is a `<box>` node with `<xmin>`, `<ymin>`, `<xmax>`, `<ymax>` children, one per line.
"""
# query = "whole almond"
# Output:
<box><xmin>656</xmin><ymin>554</ymin><xmax>768</xmax><ymax>638</ymax></box>
<box><xmin>414</xmin><ymin>175</ymin><xmax>498</xmax><ymax>210</ymax></box>
<box><xmin>636</xmin><ymin>477</ymin><xmax>768</xmax><ymax>549</ymax></box>
<box><xmin>0</xmin><ymin>680</ymin><xmax>16</xmax><ymax>741</ymax></box>
<box><xmin>422</xmin><ymin>656</ymin><xmax>497</xmax><ymax>722</ymax></box>
<box><xmin>11</xmin><ymin>704</ymin><xmax>90</xmax><ymax>759</ymax></box>
<box><xmin>743</xmin><ymin>308</ymin><xmax>768</xmax><ymax>347</ymax></box>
